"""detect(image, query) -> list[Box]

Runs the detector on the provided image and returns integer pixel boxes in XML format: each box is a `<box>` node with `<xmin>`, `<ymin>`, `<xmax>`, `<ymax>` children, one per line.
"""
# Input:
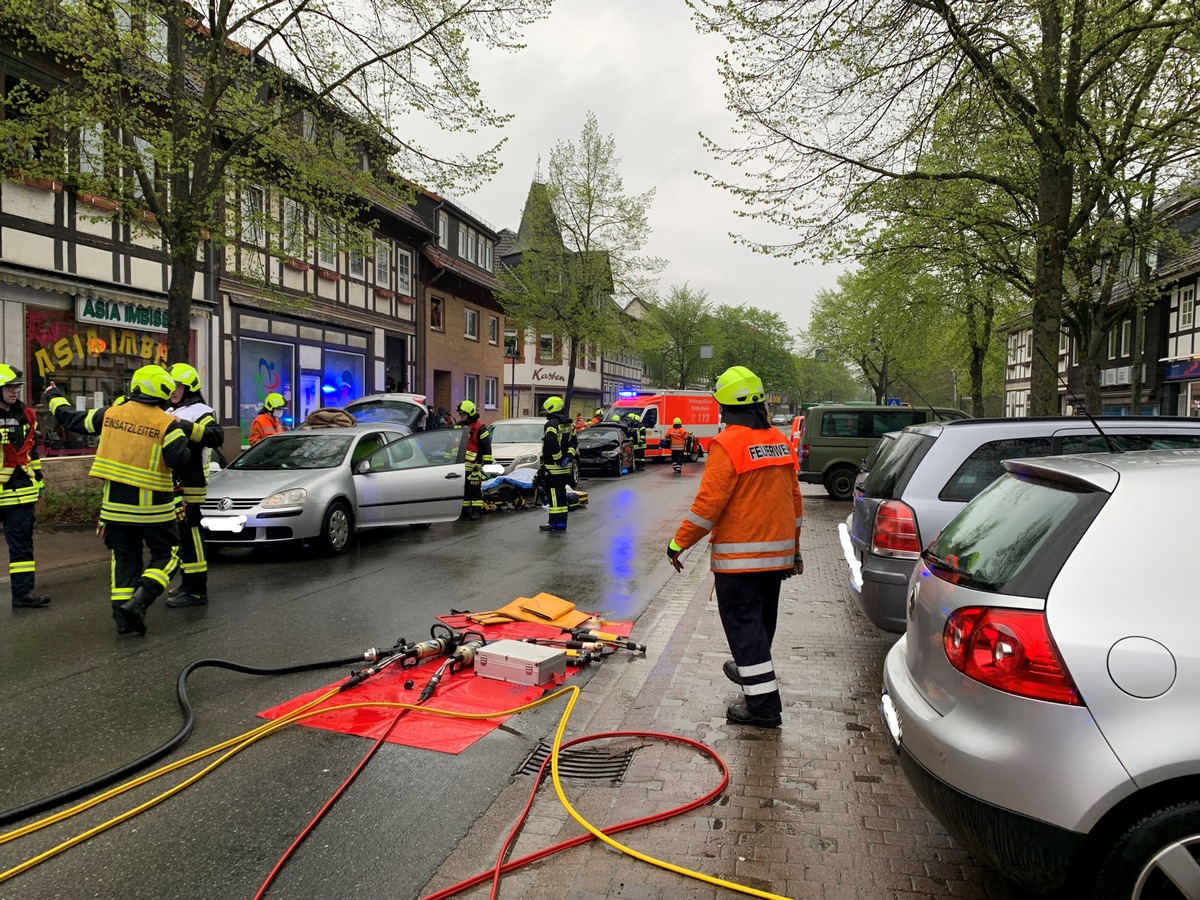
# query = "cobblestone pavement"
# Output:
<box><xmin>423</xmin><ymin>485</ymin><xmax>1036</xmax><ymax>900</ymax></box>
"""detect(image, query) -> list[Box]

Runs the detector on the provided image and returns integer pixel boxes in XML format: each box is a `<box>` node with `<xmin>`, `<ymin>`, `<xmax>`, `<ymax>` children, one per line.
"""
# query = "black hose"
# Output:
<box><xmin>0</xmin><ymin>653</ymin><xmax>363</xmax><ymax>827</ymax></box>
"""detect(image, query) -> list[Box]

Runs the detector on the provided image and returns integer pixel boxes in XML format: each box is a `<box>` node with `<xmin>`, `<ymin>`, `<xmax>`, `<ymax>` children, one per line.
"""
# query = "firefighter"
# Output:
<box><xmin>665</xmin><ymin>416</ymin><xmax>689</xmax><ymax>474</ymax></box>
<box><xmin>0</xmin><ymin>365</ymin><xmax>49</xmax><ymax>609</ymax></box>
<box><xmin>45</xmin><ymin>365</ymin><xmax>191</xmax><ymax>636</ymax></box>
<box><xmin>630</xmin><ymin>413</ymin><xmax>647</xmax><ymax>471</ymax></box>
<box><xmin>249</xmin><ymin>392</ymin><xmax>286</xmax><ymax>445</ymax></box>
<box><xmin>538</xmin><ymin>396</ymin><xmax>574</xmax><ymax>533</ymax></box>
<box><xmin>588</xmin><ymin>408</ymin><xmax>603</xmax><ymax>427</ymax></box>
<box><xmin>666</xmin><ymin>366</ymin><xmax>803</xmax><ymax>729</ymax></box>
<box><xmin>456</xmin><ymin>399</ymin><xmax>492</xmax><ymax>521</ymax></box>
<box><xmin>164</xmin><ymin>363</ymin><xmax>224</xmax><ymax>608</ymax></box>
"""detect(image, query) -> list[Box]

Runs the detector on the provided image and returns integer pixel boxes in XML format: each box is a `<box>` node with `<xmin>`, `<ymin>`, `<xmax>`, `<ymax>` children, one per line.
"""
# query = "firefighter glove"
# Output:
<box><xmin>667</xmin><ymin>539</ymin><xmax>684</xmax><ymax>573</ymax></box>
<box><xmin>784</xmin><ymin>551</ymin><xmax>804</xmax><ymax>579</ymax></box>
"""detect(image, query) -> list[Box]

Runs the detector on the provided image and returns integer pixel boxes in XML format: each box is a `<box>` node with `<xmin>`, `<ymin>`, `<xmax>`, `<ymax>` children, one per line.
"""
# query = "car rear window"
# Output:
<box><xmin>926</xmin><ymin>472</ymin><xmax>1107</xmax><ymax>598</ymax></box>
<box><xmin>346</xmin><ymin>399</ymin><xmax>424</xmax><ymax>428</ymax></box>
<box><xmin>938</xmin><ymin>437</ymin><xmax>1054</xmax><ymax>502</ymax></box>
<box><xmin>1057</xmin><ymin>433</ymin><xmax>1200</xmax><ymax>453</ymax></box>
<box><xmin>862</xmin><ymin>431</ymin><xmax>934</xmax><ymax>499</ymax></box>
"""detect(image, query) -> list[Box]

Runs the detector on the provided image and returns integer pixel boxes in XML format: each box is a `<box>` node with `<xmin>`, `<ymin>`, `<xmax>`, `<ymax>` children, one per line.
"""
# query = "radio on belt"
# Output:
<box><xmin>475</xmin><ymin>639</ymin><xmax>566</xmax><ymax>686</ymax></box>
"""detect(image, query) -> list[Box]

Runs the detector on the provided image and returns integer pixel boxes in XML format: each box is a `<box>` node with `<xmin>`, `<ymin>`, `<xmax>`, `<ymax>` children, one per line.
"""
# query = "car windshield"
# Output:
<box><xmin>583</xmin><ymin>425</ymin><xmax>623</xmax><ymax>438</ymax></box>
<box><xmin>231</xmin><ymin>434</ymin><xmax>353</xmax><ymax>470</ymax></box>
<box><xmin>925</xmin><ymin>471</ymin><xmax>1106</xmax><ymax>597</ymax></box>
<box><xmin>345</xmin><ymin>399</ymin><xmax>423</xmax><ymax>428</ymax></box>
<box><xmin>491</xmin><ymin>422</ymin><xmax>546</xmax><ymax>443</ymax></box>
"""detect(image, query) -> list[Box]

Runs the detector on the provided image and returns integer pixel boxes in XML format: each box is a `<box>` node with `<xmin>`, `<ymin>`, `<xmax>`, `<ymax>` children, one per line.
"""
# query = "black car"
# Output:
<box><xmin>576</xmin><ymin>423</ymin><xmax>634</xmax><ymax>477</ymax></box>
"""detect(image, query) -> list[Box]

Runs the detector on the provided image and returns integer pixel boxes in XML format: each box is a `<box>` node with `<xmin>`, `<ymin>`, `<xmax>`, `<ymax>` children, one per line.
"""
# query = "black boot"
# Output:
<box><xmin>112</xmin><ymin>602</ymin><xmax>132</xmax><ymax>635</ymax></box>
<box><xmin>12</xmin><ymin>593</ymin><xmax>51</xmax><ymax>609</ymax></box>
<box><xmin>165</xmin><ymin>592</ymin><xmax>207</xmax><ymax>608</ymax></box>
<box><xmin>468</xmin><ymin>508</ymin><xmax>482</xmax><ymax>521</ymax></box>
<box><xmin>119</xmin><ymin>585</ymin><xmax>155</xmax><ymax>635</ymax></box>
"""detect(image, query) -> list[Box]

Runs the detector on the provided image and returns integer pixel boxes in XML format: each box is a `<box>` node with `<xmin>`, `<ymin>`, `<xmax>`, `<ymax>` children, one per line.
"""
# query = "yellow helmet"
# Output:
<box><xmin>457</xmin><ymin>399</ymin><xmax>477</xmax><ymax>416</ymax></box>
<box><xmin>0</xmin><ymin>364</ymin><xmax>24</xmax><ymax>388</ymax></box>
<box><xmin>593</xmin><ymin>408</ymin><xmax>603</xmax><ymax>417</ymax></box>
<box><xmin>130</xmin><ymin>364</ymin><xmax>176</xmax><ymax>402</ymax></box>
<box><xmin>628</xmin><ymin>413</ymin><xmax>640</xmax><ymax>422</ymax></box>
<box><xmin>542</xmin><ymin>396</ymin><xmax>564</xmax><ymax>414</ymax></box>
<box><xmin>169</xmin><ymin>363</ymin><xmax>201</xmax><ymax>393</ymax></box>
<box><xmin>610</xmin><ymin>414</ymin><xmax>621</xmax><ymax>421</ymax></box>
<box><xmin>673</xmin><ymin>417</ymin><xmax>682</xmax><ymax>426</ymax></box>
<box><xmin>713</xmin><ymin>365</ymin><xmax>765</xmax><ymax>406</ymax></box>
<box><xmin>264</xmin><ymin>392</ymin><xmax>286</xmax><ymax>411</ymax></box>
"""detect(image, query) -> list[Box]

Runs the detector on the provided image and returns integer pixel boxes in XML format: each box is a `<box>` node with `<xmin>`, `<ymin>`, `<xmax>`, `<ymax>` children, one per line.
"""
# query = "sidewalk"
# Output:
<box><xmin>0</xmin><ymin>528</ymin><xmax>110</xmax><ymax>587</ymax></box>
<box><xmin>422</xmin><ymin>485</ymin><xmax>1023</xmax><ymax>900</ymax></box>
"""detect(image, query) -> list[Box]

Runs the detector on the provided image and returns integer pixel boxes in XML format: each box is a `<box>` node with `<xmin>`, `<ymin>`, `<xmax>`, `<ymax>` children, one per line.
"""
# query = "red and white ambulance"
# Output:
<box><xmin>607</xmin><ymin>390</ymin><xmax>721</xmax><ymax>461</ymax></box>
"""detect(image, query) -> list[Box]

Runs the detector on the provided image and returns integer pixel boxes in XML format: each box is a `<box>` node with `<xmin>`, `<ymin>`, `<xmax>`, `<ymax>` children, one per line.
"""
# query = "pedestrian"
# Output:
<box><xmin>456</xmin><ymin>399</ymin><xmax>493</xmax><ymax>521</ymax></box>
<box><xmin>574</xmin><ymin>412</ymin><xmax>585</xmax><ymax>431</ymax></box>
<box><xmin>538</xmin><ymin>396</ymin><xmax>575</xmax><ymax>533</ymax></box>
<box><xmin>249</xmin><ymin>392</ymin><xmax>286</xmax><ymax>445</ymax></box>
<box><xmin>588</xmin><ymin>408</ymin><xmax>603</xmax><ymax>427</ymax></box>
<box><xmin>630</xmin><ymin>413</ymin><xmax>647</xmax><ymax>471</ymax></box>
<box><xmin>666</xmin><ymin>366</ymin><xmax>803</xmax><ymax>729</ymax></box>
<box><xmin>45</xmin><ymin>365</ymin><xmax>192</xmax><ymax>636</ymax></box>
<box><xmin>665</xmin><ymin>416</ymin><xmax>689</xmax><ymax>474</ymax></box>
<box><xmin>0</xmin><ymin>365</ymin><xmax>50</xmax><ymax>609</ymax></box>
<box><xmin>164</xmin><ymin>363</ymin><xmax>224</xmax><ymax>608</ymax></box>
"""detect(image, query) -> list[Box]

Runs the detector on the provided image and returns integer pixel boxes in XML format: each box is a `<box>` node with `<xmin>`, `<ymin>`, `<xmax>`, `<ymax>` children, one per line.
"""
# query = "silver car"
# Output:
<box><xmin>488</xmin><ymin>417</ymin><xmax>581</xmax><ymax>482</ymax></box>
<box><xmin>201</xmin><ymin>425</ymin><xmax>466</xmax><ymax>554</ymax></box>
<box><xmin>882</xmin><ymin>451</ymin><xmax>1200</xmax><ymax>897</ymax></box>
<box><xmin>344</xmin><ymin>393</ymin><xmax>429</xmax><ymax>432</ymax></box>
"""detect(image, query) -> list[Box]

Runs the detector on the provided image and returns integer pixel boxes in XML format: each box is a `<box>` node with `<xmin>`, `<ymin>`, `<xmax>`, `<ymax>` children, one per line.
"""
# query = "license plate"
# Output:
<box><xmin>201</xmin><ymin>515</ymin><xmax>246</xmax><ymax>533</ymax></box>
<box><xmin>881</xmin><ymin>692</ymin><xmax>902</xmax><ymax>747</ymax></box>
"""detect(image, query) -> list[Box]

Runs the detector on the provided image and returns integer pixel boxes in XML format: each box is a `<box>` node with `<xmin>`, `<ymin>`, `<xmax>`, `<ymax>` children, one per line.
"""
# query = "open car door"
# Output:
<box><xmin>353</xmin><ymin>428</ymin><xmax>467</xmax><ymax>527</ymax></box>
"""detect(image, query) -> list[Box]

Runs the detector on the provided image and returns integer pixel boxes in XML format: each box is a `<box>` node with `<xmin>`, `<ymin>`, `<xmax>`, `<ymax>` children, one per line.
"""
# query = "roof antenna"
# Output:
<box><xmin>1034</xmin><ymin>345</ymin><xmax>1121</xmax><ymax>453</ymax></box>
<box><xmin>885</xmin><ymin>365</ymin><xmax>941</xmax><ymax>420</ymax></box>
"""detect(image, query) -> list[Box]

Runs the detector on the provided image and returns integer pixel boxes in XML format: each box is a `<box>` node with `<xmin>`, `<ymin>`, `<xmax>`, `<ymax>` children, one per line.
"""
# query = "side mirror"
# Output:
<box><xmin>355</xmin><ymin>460</ymin><xmax>372</xmax><ymax>475</ymax></box>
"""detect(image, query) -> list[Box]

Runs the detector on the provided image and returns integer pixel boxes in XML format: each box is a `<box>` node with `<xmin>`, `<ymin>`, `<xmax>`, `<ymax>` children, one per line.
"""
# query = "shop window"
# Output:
<box><xmin>323</xmin><ymin>349</ymin><xmax>365</xmax><ymax>408</ymax></box>
<box><xmin>239</xmin><ymin>338</ymin><xmax>294</xmax><ymax>442</ymax></box>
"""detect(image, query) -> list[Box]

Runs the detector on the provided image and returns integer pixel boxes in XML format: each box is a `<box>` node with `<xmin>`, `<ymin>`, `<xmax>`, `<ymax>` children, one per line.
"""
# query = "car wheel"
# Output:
<box><xmin>823</xmin><ymin>465</ymin><xmax>857</xmax><ymax>501</ymax></box>
<box><xmin>571</xmin><ymin>459</ymin><xmax>581</xmax><ymax>484</ymax></box>
<box><xmin>319</xmin><ymin>501</ymin><xmax>353</xmax><ymax>555</ymax></box>
<box><xmin>1091</xmin><ymin>801</ymin><xmax>1200</xmax><ymax>899</ymax></box>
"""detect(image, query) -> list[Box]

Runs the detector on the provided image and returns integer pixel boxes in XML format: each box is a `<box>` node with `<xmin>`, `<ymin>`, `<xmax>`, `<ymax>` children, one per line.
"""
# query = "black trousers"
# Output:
<box><xmin>176</xmin><ymin>504</ymin><xmax>207</xmax><ymax>596</ymax></box>
<box><xmin>462</xmin><ymin>465</ymin><xmax>484</xmax><ymax>512</ymax></box>
<box><xmin>634</xmin><ymin>447</ymin><xmax>646</xmax><ymax>469</ymax></box>
<box><xmin>671</xmin><ymin>448</ymin><xmax>685</xmax><ymax>468</ymax></box>
<box><xmin>0</xmin><ymin>502</ymin><xmax>36</xmax><ymax>601</ymax></box>
<box><xmin>544</xmin><ymin>471</ymin><xmax>570</xmax><ymax>527</ymax></box>
<box><xmin>104</xmin><ymin>521</ymin><xmax>180</xmax><ymax>606</ymax></box>
<box><xmin>714</xmin><ymin>571</ymin><xmax>784</xmax><ymax>716</ymax></box>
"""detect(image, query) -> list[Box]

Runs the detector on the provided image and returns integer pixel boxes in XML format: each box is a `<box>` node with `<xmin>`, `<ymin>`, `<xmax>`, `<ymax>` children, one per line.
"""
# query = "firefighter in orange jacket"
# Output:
<box><xmin>0</xmin><ymin>365</ymin><xmax>49</xmax><ymax>609</ymax></box>
<box><xmin>665</xmin><ymin>417</ymin><xmax>690</xmax><ymax>474</ymax></box>
<box><xmin>667</xmin><ymin>366</ymin><xmax>802</xmax><ymax>729</ymax></box>
<box><xmin>249</xmin><ymin>392</ymin><xmax>286</xmax><ymax>445</ymax></box>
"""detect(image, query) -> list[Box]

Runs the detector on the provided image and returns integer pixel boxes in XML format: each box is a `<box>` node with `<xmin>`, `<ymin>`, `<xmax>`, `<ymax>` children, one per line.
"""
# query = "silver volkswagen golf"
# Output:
<box><xmin>882</xmin><ymin>450</ymin><xmax>1200</xmax><ymax>898</ymax></box>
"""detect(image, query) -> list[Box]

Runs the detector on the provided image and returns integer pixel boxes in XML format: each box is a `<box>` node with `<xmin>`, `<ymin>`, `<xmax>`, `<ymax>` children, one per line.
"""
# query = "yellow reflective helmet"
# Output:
<box><xmin>673</xmin><ymin>417</ymin><xmax>682</xmax><ymax>426</ymax></box>
<box><xmin>542</xmin><ymin>396</ymin><xmax>564</xmax><ymax>414</ymax></box>
<box><xmin>610</xmin><ymin>414</ymin><xmax>621</xmax><ymax>421</ymax></box>
<box><xmin>130</xmin><ymin>364</ymin><xmax>176</xmax><ymax>402</ymax></box>
<box><xmin>457</xmin><ymin>399</ymin><xmax>476</xmax><ymax>416</ymax></box>
<box><xmin>169</xmin><ymin>363</ymin><xmax>201</xmax><ymax>393</ymax></box>
<box><xmin>593</xmin><ymin>408</ymin><xmax>603</xmax><ymax>417</ymax></box>
<box><xmin>628</xmin><ymin>413</ymin><xmax>640</xmax><ymax>422</ymax></box>
<box><xmin>0</xmin><ymin>364</ymin><xmax>24</xmax><ymax>388</ymax></box>
<box><xmin>712</xmin><ymin>365</ymin><xmax>765</xmax><ymax>405</ymax></box>
<box><xmin>263</xmin><ymin>392</ymin><xmax>286</xmax><ymax>411</ymax></box>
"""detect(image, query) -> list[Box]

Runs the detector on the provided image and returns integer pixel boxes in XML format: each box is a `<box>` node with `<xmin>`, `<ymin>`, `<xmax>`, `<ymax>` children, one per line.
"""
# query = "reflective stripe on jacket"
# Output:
<box><xmin>666</xmin><ymin>424</ymin><xmax>688</xmax><ymax>450</ymax></box>
<box><xmin>672</xmin><ymin>424</ymin><xmax>802</xmax><ymax>574</ymax></box>
<box><xmin>0</xmin><ymin>404</ymin><xmax>41</xmax><ymax>506</ymax></box>
<box><xmin>464</xmin><ymin>420</ymin><xmax>493</xmax><ymax>470</ymax></box>
<box><xmin>249</xmin><ymin>412</ymin><xmax>283</xmax><ymax>445</ymax></box>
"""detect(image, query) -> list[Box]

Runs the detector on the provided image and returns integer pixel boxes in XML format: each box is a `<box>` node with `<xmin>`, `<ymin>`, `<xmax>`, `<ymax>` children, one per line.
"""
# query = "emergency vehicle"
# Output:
<box><xmin>607</xmin><ymin>390</ymin><xmax>720</xmax><ymax>461</ymax></box>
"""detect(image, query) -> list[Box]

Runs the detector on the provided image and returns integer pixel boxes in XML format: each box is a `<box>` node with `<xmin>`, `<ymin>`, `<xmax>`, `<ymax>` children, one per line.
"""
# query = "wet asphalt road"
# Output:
<box><xmin>0</xmin><ymin>464</ymin><xmax>700</xmax><ymax>899</ymax></box>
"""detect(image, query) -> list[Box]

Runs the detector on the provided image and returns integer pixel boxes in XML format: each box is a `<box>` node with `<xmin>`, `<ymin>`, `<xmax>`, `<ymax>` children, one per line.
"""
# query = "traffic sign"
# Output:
<box><xmin>886</xmin><ymin>397</ymin><xmax>902</xmax><ymax>406</ymax></box>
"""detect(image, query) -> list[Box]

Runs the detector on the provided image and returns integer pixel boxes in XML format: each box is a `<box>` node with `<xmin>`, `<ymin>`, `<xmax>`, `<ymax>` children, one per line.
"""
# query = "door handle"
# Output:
<box><xmin>445</xmin><ymin>472</ymin><xmax>462</xmax><ymax>479</ymax></box>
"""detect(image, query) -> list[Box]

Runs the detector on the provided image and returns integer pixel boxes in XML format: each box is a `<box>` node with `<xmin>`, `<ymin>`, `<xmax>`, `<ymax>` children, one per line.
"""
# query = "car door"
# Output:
<box><xmin>353</xmin><ymin>428</ymin><xmax>467</xmax><ymax>527</ymax></box>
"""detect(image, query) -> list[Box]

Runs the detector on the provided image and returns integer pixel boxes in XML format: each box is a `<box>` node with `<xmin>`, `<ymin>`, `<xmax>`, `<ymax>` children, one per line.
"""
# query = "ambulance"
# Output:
<box><xmin>607</xmin><ymin>389</ymin><xmax>721</xmax><ymax>461</ymax></box>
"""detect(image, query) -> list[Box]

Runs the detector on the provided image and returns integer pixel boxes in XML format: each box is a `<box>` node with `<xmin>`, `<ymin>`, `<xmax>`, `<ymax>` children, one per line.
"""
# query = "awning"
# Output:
<box><xmin>0</xmin><ymin>267</ymin><xmax>211</xmax><ymax>317</ymax></box>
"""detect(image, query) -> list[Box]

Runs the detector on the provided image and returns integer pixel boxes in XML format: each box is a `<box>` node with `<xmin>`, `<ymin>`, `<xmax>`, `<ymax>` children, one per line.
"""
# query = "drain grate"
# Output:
<box><xmin>516</xmin><ymin>739</ymin><xmax>636</xmax><ymax>783</ymax></box>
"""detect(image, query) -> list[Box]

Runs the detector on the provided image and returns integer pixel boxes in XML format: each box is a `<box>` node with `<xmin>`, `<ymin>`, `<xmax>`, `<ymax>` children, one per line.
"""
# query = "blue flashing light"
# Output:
<box><xmin>320</xmin><ymin>383</ymin><xmax>337</xmax><ymax>394</ymax></box>
<box><xmin>617</xmin><ymin>390</ymin><xmax>639</xmax><ymax>398</ymax></box>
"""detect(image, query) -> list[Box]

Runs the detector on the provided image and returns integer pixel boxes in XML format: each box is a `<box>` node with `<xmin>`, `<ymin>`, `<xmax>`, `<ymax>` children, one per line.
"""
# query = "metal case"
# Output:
<box><xmin>474</xmin><ymin>639</ymin><xmax>566</xmax><ymax>686</ymax></box>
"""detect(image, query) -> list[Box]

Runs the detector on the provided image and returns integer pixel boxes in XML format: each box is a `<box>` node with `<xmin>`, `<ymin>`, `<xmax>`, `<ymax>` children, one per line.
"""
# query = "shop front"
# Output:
<box><xmin>1164</xmin><ymin>357</ymin><xmax>1200</xmax><ymax>417</ymax></box>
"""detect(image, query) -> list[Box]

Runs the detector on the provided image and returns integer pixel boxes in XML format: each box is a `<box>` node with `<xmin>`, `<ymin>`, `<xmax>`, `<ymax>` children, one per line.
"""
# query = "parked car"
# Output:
<box><xmin>488</xmin><ymin>417</ymin><xmax>581</xmax><ymax>483</ymax></box>
<box><xmin>344</xmin><ymin>393</ymin><xmax>429</xmax><ymax>432</ymax></box>
<box><xmin>882</xmin><ymin>450</ymin><xmax>1200</xmax><ymax>897</ymax></box>
<box><xmin>770</xmin><ymin>413</ymin><xmax>792</xmax><ymax>425</ymax></box>
<box><xmin>798</xmin><ymin>403</ymin><xmax>970</xmax><ymax>500</ymax></box>
<box><xmin>200</xmin><ymin>424</ymin><xmax>466</xmax><ymax>554</ymax></box>
<box><xmin>577</xmin><ymin>422</ymin><xmax>635</xmax><ymax>476</ymax></box>
<box><xmin>842</xmin><ymin>416</ymin><xmax>1200</xmax><ymax>632</ymax></box>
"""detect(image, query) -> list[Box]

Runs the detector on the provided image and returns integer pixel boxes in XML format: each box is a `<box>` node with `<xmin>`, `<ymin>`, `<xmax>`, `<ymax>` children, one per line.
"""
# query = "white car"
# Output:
<box><xmin>488</xmin><ymin>417</ymin><xmax>580</xmax><ymax>482</ymax></box>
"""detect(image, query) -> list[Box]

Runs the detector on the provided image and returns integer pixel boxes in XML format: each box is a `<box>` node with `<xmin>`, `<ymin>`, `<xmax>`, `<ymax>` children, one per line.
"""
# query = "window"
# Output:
<box><xmin>148</xmin><ymin>16</ymin><xmax>168</xmax><ymax>65</ymax></box>
<box><xmin>483</xmin><ymin>240</ymin><xmax>493</xmax><ymax>272</ymax></box>
<box><xmin>241</xmin><ymin>185</ymin><xmax>265</xmax><ymax>246</ymax></box>
<box><xmin>298</xmin><ymin>109</ymin><xmax>316</xmax><ymax>143</ymax></box>
<box><xmin>317</xmin><ymin>219</ymin><xmax>337</xmax><ymax>269</ymax></box>
<box><xmin>79</xmin><ymin>123</ymin><xmax>105</xmax><ymax>176</ymax></box>
<box><xmin>484</xmin><ymin>376</ymin><xmax>498</xmax><ymax>409</ymax></box>
<box><xmin>539</xmin><ymin>334</ymin><xmax>555</xmax><ymax>361</ymax></box>
<box><xmin>1059</xmin><ymin>329</ymin><xmax>1069</xmax><ymax>355</ymax></box>
<box><xmin>1108</xmin><ymin>328</ymin><xmax>1119</xmax><ymax>360</ymax></box>
<box><xmin>458</xmin><ymin>225</ymin><xmax>468</xmax><ymax>258</ymax></box>
<box><xmin>323</xmin><ymin>349</ymin><xmax>365</xmax><ymax>406</ymax></box>
<box><xmin>476</xmin><ymin>233</ymin><xmax>487</xmax><ymax>268</ymax></box>
<box><xmin>464</xmin><ymin>374</ymin><xmax>478</xmax><ymax>405</ymax></box>
<box><xmin>396</xmin><ymin>248</ymin><xmax>412</xmax><ymax>295</ymax></box>
<box><xmin>283</xmin><ymin>199</ymin><xmax>306</xmax><ymax>259</ymax></box>
<box><xmin>488</xmin><ymin>316</ymin><xmax>499</xmax><ymax>345</ymax></box>
<box><xmin>430</xmin><ymin>297</ymin><xmax>445</xmax><ymax>331</ymax></box>
<box><xmin>375</xmin><ymin>240</ymin><xmax>391</xmax><ymax>286</ymax></box>
<box><xmin>1181</xmin><ymin>287</ymin><xmax>1195</xmax><ymax>329</ymax></box>
<box><xmin>1120</xmin><ymin>319</ymin><xmax>1132</xmax><ymax>357</ymax></box>
<box><xmin>465</xmin><ymin>227</ymin><xmax>477</xmax><ymax>263</ymax></box>
<box><xmin>348</xmin><ymin>234</ymin><xmax>365</xmax><ymax>278</ymax></box>
<box><xmin>129</xmin><ymin>134</ymin><xmax>151</xmax><ymax>201</ymax></box>
<box><xmin>939</xmin><ymin>438</ymin><xmax>1053</xmax><ymax>503</ymax></box>
<box><xmin>464</xmin><ymin>308</ymin><xmax>479</xmax><ymax>340</ymax></box>
<box><xmin>437</xmin><ymin>211</ymin><xmax>448</xmax><ymax>248</ymax></box>
<box><xmin>504</xmin><ymin>327</ymin><xmax>520</xmax><ymax>359</ymax></box>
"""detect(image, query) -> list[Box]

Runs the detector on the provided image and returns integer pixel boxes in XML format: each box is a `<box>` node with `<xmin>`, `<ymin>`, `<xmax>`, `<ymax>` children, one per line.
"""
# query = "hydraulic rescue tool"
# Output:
<box><xmin>570</xmin><ymin>630</ymin><xmax>647</xmax><ymax>654</ymax></box>
<box><xmin>417</xmin><ymin>635</ymin><xmax>488</xmax><ymax>703</ymax></box>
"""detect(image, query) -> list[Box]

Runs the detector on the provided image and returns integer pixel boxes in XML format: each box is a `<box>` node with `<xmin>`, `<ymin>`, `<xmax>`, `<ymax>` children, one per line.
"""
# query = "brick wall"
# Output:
<box><xmin>40</xmin><ymin>456</ymin><xmax>95</xmax><ymax>490</ymax></box>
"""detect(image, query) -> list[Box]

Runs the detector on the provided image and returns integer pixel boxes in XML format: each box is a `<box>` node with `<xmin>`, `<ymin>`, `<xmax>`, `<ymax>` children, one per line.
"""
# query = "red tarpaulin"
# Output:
<box><xmin>257</xmin><ymin>616</ymin><xmax>633</xmax><ymax>755</ymax></box>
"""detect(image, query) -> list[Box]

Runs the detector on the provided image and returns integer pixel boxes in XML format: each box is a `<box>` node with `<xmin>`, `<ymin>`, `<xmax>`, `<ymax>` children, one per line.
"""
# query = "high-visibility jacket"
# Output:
<box><xmin>666</xmin><ymin>424</ymin><xmax>689</xmax><ymax>450</ymax></box>
<box><xmin>541</xmin><ymin>412</ymin><xmax>575</xmax><ymax>475</ymax></box>
<box><xmin>633</xmin><ymin>424</ymin><xmax>647</xmax><ymax>450</ymax></box>
<box><xmin>249</xmin><ymin>412</ymin><xmax>283</xmax><ymax>445</ymax></box>
<box><xmin>0</xmin><ymin>402</ymin><xmax>43</xmax><ymax>506</ymax></box>
<box><xmin>672</xmin><ymin>424</ymin><xmax>802</xmax><ymax>574</ymax></box>
<box><xmin>464</xmin><ymin>419</ymin><xmax>493</xmax><ymax>471</ymax></box>
<box><xmin>166</xmin><ymin>399</ymin><xmax>225</xmax><ymax>505</ymax></box>
<box><xmin>49</xmin><ymin>393</ymin><xmax>191</xmax><ymax>524</ymax></box>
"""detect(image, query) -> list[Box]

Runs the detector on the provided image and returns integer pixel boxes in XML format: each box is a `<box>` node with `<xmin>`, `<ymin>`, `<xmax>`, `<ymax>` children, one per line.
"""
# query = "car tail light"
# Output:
<box><xmin>800</xmin><ymin>443</ymin><xmax>809</xmax><ymax>461</ymax></box>
<box><xmin>943</xmin><ymin>607</ymin><xmax>1081</xmax><ymax>705</ymax></box>
<box><xmin>870</xmin><ymin>500</ymin><xmax>921</xmax><ymax>558</ymax></box>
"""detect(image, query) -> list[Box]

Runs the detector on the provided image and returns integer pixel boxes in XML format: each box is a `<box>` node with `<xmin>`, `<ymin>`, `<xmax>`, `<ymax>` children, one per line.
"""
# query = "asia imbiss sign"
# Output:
<box><xmin>75</xmin><ymin>296</ymin><xmax>169</xmax><ymax>334</ymax></box>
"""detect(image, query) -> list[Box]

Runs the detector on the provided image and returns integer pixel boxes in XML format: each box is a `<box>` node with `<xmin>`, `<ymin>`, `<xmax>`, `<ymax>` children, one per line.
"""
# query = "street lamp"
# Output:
<box><xmin>504</xmin><ymin>333</ymin><xmax>519</xmax><ymax>417</ymax></box>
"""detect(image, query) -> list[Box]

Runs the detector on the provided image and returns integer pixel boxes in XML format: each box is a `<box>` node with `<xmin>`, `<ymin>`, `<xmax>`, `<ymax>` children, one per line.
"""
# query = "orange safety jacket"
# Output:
<box><xmin>666</xmin><ymin>424</ymin><xmax>689</xmax><ymax>450</ymax></box>
<box><xmin>249</xmin><ymin>412</ymin><xmax>283</xmax><ymax>445</ymax></box>
<box><xmin>672</xmin><ymin>424</ymin><xmax>802</xmax><ymax>574</ymax></box>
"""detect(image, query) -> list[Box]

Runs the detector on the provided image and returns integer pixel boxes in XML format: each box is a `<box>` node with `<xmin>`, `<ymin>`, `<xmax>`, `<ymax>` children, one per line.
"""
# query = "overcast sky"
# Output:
<box><xmin>420</xmin><ymin>0</ymin><xmax>850</xmax><ymax>341</ymax></box>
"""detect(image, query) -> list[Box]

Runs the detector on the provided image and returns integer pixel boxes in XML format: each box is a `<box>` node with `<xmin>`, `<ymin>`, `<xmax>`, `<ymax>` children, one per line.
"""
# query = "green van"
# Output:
<box><xmin>798</xmin><ymin>404</ymin><xmax>970</xmax><ymax>500</ymax></box>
